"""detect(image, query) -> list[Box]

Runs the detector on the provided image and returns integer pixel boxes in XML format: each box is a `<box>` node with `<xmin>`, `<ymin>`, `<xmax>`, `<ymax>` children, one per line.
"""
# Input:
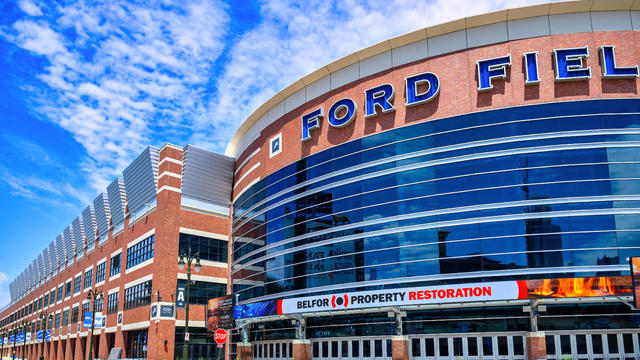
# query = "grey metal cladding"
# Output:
<box><xmin>82</xmin><ymin>204</ymin><xmax>97</xmax><ymax>245</ymax></box>
<box><xmin>37</xmin><ymin>253</ymin><xmax>45</xmax><ymax>281</ymax></box>
<box><xmin>42</xmin><ymin>248</ymin><xmax>50</xmax><ymax>276</ymax></box>
<box><xmin>72</xmin><ymin>216</ymin><xmax>85</xmax><ymax>254</ymax></box>
<box><xmin>107</xmin><ymin>177</ymin><xmax>126</xmax><ymax>227</ymax></box>
<box><xmin>9</xmin><ymin>281</ymin><xmax>15</xmax><ymax>302</ymax></box>
<box><xmin>47</xmin><ymin>241</ymin><xmax>58</xmax><ymax>271</ymax></box>
<box><xmin>182</xmin><ymin>145</ymin><xmax>234</xmax><ymax>206</ymax></box>
<box><xmin>123</xmin><ymin>146</ymin><xmax>159</xmax><ymax>216</ymax></box>
<box><xmin>93</xmin><ymin>192</ymin><xmax>110</xmax><ymax>239</ymax></box>
<box><xmin>55</xmin><ymin>234</ymin><xmax>67</xmax><ymax>264</ymax></box>
<box><xmin>63</xmin><ymin>225</ymin><xmax>75</xmax><ymax>258</ymax></box>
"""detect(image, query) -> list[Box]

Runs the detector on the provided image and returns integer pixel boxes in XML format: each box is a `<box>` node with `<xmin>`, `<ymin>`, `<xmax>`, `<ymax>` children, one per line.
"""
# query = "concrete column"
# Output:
<box><xmin>291</xmin><ymin>340</ymin><xmax>311</xmax><ymax>360</ymax></box>
<box><xmin>526</xmin><ymin>332</ymin><xmax>546</xmax><ymax>360</ymax></box>
<box><xmin>391</xmin><ymin>336</ymin><xmax>409</xmax><ymax>360</ymax></box>
<box><xmin>237</xmin><ymin>343</ymin><xmax>253</xmax><ymax>360</ymax></box>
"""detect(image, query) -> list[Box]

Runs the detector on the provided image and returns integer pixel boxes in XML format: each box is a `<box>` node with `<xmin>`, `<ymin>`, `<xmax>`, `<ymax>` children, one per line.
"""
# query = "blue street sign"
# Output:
<box><xmin>176</xmin><ymin>286</ymin><xmax>185</xmax><ymax>308</ymax></box>
<box><xmin>36</xmin><ymin>330</ymin><xmax>43</xmax><ymax>342</ymax></box>
<box><xmin>17</xmin><ymin>332</ymin><xmax>24</xmax><ymax>344</ymax></box>
<box><xmin>83</xmin><ymin>311</ymin><xmax>92</xmax><ymax>328</ymax></box>
<box><xmin>44</xmin><ymin>330</ymin><xmax>52</xmax><ymax>342</ymax></box>
<box><xmin>9</xmin><ymin>334</ymin><xmax>14</xmax><ymax>344</ymax></box>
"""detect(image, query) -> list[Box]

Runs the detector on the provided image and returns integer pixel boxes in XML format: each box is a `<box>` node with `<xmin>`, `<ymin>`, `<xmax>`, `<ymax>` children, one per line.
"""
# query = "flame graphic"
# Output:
<box><xmin>527</xmin><ymin>277</ymin><xmax>631</xmax><ymax>298</ymax></box>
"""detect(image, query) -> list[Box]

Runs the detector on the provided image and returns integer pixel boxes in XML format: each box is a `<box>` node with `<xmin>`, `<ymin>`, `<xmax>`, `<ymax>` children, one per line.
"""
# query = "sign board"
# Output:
<box><xmin>25</xmin><ymin>332</ymin><xmax>31</xmax><ymax>342</ymax></box>
<box><xmin>107</xmin><ymin>348</ymin><xmax>122</xmax><ymax>360</ymax></box>
<box><xmin>36</xmin><ymin>330</ymin><xmax>43</xmax><ymax>342</ymax></box>
<box><xmin>214</xmin><ymin>329</ymin><xmax>227</xmax><ymax>344</ymax></box>
<box><xmin>207</xmin><ymin>295</ymin><xmax>234</xmax><ymax>331</ymax></box>
<box><xmin>95</xmin><ymin>312</ymin><xmax>103</xmax><ymax>329</ymax></box>
<box><xmin>44</xmin><ymin>330</ymin><xmax>52</xmax><ymax>343</ymax></box>
<box><xmin>630</xmin><ymin>257</ymin><xmax>640</xmax><ymax>309</ymax></box>
<box><xmin>160</xmin><ymin>304</ymin><xmax>175</xmax><ymax>317</ymax></box>
<box><xmin>176</xmin><ymin>286</ymin><xmax>186</xmax><ymax>308</ymax></box>
<box><xmin>83</xmin><ymin>311</ymin><xmax>92</xmax><ymax>328</ymax></box>
<box><xmin>17</xmin><ymin>332</ymin><xmax>24</xmax><ymax>344</ymax></box>
<box><xmin>150</xmin><ymin>305</ymin><xmax>158</xmax><ymax>319</ymax></box>
<box><xmin>235</xmin><ymin>276</ymin><xmax>632</xmax><ymax>319</ymax></box>
<box><xmin>8</xmin><ymin>335</ymin><xmax>14</xmax><ymax>344</ymax></box>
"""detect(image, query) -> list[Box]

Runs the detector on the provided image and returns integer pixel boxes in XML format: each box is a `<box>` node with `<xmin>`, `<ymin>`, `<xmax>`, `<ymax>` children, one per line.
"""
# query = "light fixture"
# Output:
<box><xmin>194</xmin><ymin>258</ymin><xmax>201</xmax><ymax>273</ymax></box>
<box><xmin>178</xmin><ymin>256</ymin><xmax>185</xmax><ymax>270</ymax></box>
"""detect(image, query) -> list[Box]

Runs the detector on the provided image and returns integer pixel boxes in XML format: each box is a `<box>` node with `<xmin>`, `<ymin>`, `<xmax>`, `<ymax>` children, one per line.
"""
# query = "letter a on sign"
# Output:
<box><xmin>176</xmin><ymin>286</ymin><xmax>186</xmax><ymax>308</ymax></box>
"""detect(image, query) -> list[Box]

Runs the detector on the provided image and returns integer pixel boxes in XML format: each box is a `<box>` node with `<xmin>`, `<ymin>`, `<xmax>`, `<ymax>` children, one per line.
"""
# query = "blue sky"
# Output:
<box><xmin>0</xmin><ymin>0</ymin><xmax>551</xmax><ymax>307</ymax></box>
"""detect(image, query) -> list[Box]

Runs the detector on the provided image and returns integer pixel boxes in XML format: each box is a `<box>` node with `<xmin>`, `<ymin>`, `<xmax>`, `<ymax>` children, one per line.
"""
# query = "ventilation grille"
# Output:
<box><xmin>123</xmin><ymin>146</ymin><xmax>159</xmax><ymax>217</ymax></box>
<box><xmin>182</xmin><ymin>145</ymin><xmax>234</xmax><ymax>206</ymax></box>
<box><xmin>94</xmin><ymin>192</ymin><xmax>110</xmax><ymax>240</ymax></box>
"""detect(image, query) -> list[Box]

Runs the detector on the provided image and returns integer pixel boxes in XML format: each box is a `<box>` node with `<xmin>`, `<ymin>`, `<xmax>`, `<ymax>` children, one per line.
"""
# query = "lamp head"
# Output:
<box><xmin>194</xmin><ymin>258</ymin><xmax>201</xmax><ymax>273</ymax></box>
<box><xmin>178</xmin><ymin>256</ymin><xmax>185</xmax><ymax>270</ymax></box>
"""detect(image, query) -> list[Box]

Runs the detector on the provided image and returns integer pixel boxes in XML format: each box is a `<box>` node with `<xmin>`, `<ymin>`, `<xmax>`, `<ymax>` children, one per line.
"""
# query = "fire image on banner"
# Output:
<box><xmin>630</xmin><ymin>257</ymin><xmax>640</xmax><ymax>308</ymax></box>
<box><xmin>207</xmin><ymin>295</ymin><xmax>235</xmax><ymax>331</ymax></box>
<box><xmin>234</xmin><ymin>276</ymin><xmax>632</xmax><ymax>319</ymax></box>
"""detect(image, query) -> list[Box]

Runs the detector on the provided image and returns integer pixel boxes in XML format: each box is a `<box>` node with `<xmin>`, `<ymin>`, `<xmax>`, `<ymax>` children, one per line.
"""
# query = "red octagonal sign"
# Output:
<box><xmin>214</xmin><ymin>329</ymin><xmax>227</xmax><ymax>344</ymax></box>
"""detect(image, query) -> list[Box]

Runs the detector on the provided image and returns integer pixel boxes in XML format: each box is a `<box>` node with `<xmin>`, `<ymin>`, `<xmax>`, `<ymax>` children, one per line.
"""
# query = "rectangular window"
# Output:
<box><xmin>50</xmin><ymin>290</ymin><xmax>55</xmax><ymax>305</ymax></box>
<box><xmin>110</xmin><ymin>253</ymin><xmax>122</xmax><ymax>277</ymax></box>
<box><xmin>126</xmin><ymin>235</ymin><xmax>155</xmax><ymax>269</ymax></box>
<box><xmin>56</xmin><ymin>286</ymin><xmax>63</xmax><ymax>302</ymax></box>
<box><xmin>54</xmin><ymin>313</ymin><xmax>60</xmax><ymax>328</ymax></box>
<box><xmin>82</xmin><ymin>302</ymin><xmax>90</xmax><ymax>313</ymax></box>
<box><xmin>62</xmin><ymin>309</ymin><xmax>69</xmax><ymax>326</ymax></box>
<box><xmin>65</xmin><ymin>281</ymin><xmax>72</xmax><ymax>298</ymax></box>
<box><xmin>107</xmin><ymin>292</ymin><xmax>119</xmax><ymax>314</ymax></box>
<box><xmin>84</xmin><ymin>269</ymin><xmax>93</xmax><ymax>289</ymax></box>
<box><xmin>74</xmin><ymin>276</ymin><xmax>81</xmax><ymax>294</ymax></box>
<box><xmin>179</xmin><ymin>233</ymin><xmax>228</xmax><ymax>263</ymax></box>
<box><xmin>71</xmin><ymin>307</ymin><xmax>79</xmax><ymax>323</ymax></box>
<box><xmin>38</xmin><ymin>297</ymin><xmax>42</xmax><ymax>310</ymax></box>
<box><xmin>94</xmin><ymin>297</ymin><xmax>103</xmax><ymax>312</ymax></box>
<box><xmin>96</xmin><ymin>263</ymin><xmax>106</xmax><ymax>283</ymax></box>
<box><xmin>123</xmin><ymin>280</ymin><xmax>152</xmax><ymax>310</ymax></box>
<box><xmin>176</xmin><ymin>280</ymin><xmax>226</xmax><ymax>305</ymax></box>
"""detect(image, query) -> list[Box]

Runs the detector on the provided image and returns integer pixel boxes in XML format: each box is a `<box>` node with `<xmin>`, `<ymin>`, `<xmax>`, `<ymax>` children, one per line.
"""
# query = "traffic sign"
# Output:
<box><xmin>214</xmin><ymin>329</ymin><xmax>227</xmax><ymax>344</ymax></box>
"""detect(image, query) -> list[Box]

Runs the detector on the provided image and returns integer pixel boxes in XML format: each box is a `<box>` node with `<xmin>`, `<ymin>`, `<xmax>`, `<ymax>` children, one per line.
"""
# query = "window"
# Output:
<box><xmin>176</xmin><ymin>280</ymin><xmax>226</xmax><ymax>305</ymax></box>
<box><xmin>123</xmin><ymin>280</ymin><xmax>152</xmax><ymax>310</ymax></box>
<box><xmin>74</xmin><ymin>276</ymin><xmax>81</xmax><ymax>294</ymax></box>
<box><xmin>94</xmin><ymin>297</ymin><xmax>103</xmax><ymax>312</ymax></box>
<box><xmin>65</xmin><ymin>281</ymin><xmax>72</xmax><ymax>298</ymax></box>
<box><xmin>126</xmin><ymin>235</ymin><xmax>154</xmax><ymax>269</ymax></box>
<box><xmin>82</xmin><ymin>302</ymin><xmax>90</xmax><ymax>313</ymax></box>
<box><xmin>107</xmin><ymin>292</ymin><xmax>119</xmax><ymax>314</ymax></box>
<box><xmin>96</xmin><ymin>263</ymin><xmax>106</xmax><ymax>283</ymax></box>
<box><xmin>54</xmin><ymin>313</ymin><xmax>60</xmax><ymax>328</ymax></box>
<box><xmin>56</xmin><ymin>286</ymin><xmax>63</xmax><ymax>302</ymax></box>
<box><xmin>71</xmin><ymin>307</ymin><xmax>79</xmax><ymax>323</ymax></box>
<box><xmin>179</xmin><ymin>233</ymin><xmax>228</xmax><ymax>263</ymax></box>
<box><xmin>62</xmin><ymin>309</ymin><xmax>69</xmax><ymax>326</ymax></box>
<box><xmin>110</xmin><ymin>253</ymin><xmax>122</xmax><ymax>277</ymax></box>
<box><xmin>49</xmin><ymin>290</ymin><xmax>55</xmax><ymax>305</ymax></box>
<box><xmin>38</xmin><ymin>297</ymin><xmax>42</xmax><ymax>310</ymax></box>
<box><xmin>84</xmin><ymin>269</ymin><xmax>93</xmax><ymax>289</ymax></box>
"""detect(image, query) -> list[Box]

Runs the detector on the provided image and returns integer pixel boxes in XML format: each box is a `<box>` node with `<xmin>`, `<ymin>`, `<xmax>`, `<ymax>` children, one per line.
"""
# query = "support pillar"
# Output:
<box><xmin>291</xmin><ymin>340</ymin><xmax>311</xmax><ymax>360</ymax></box>
<box><xmin>237</xmin><ymin>343</ymin><xmax>253</xmax><ymax>360</ymax></box>
<box><xmin>526</xmin><ymin>332</ymin><xmax>546</xmax><ymax>360</ymax></box>
<box><xmin>392</xmin><ymin>336</ymin><xmax>409</xmax><ymax>360</ymax></box>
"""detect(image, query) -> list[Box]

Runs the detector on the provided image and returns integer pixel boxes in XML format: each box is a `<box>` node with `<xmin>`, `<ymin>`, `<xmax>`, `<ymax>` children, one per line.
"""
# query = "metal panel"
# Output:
<box><xmin>107</xmin><ymin>177</ymin><xmax>126</xmax><ymax>228</ymax></box>
<box><xmin>82</xmin><ymin>204</ymin><xmax>97</xmax><ymax>247</ymax></box>
<box><xmin>37</xmin><ymin>253</ymin><xmax>45</xmax><ymax>282</ymax></box>
<box><xmin>55</xmin><ymin>234</ymin><xmax>67</xmax><ymax>266</ymax></box>
<box><xmin>182</xmin><ymin>145</ymin><xmax>235</xmax><ymax>206</ymax></box>
<box><xmin>63</xmin><ymin>225</ymin><xmax>75</xmax><ymax>259</ymax></box>
<box><xmin>47</xmin><ymin>241</ymin><xmax>58</xmax><ymax>272</ymax></box>
<box><xmin>93</xmin><ymin>192</ymin><xmax>110</xmax><ymax>241</ymax></box>
<box><xmin>9</xmin><ymin>281</ymin><xmax>15</xmax><ymax>303</ymax></box>
<box><xmin>42</xmin><ymin>248</ymin><xmax>50</xmax><ymax>276</ymax></box>
<box><xmin>72</xmin><ymin>215</ymin><xmax>85</xmax><ymax>256</ymax></box>
<box><xmin>123</xmin><ymin>146</ymin><xmax>159</xmax><ymax>217</ymax></box>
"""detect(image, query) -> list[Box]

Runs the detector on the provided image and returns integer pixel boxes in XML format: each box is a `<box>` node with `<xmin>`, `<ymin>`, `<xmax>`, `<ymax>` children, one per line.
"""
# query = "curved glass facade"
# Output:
<box><xmin>232</xmin><ymin>99</ymin><xmax>640</xmax><ymax>303</ymax></box>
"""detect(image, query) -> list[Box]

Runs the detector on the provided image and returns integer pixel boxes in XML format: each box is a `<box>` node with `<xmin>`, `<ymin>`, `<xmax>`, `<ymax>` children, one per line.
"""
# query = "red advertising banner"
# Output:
<box><xmin>276</xmin><ymin>276</ymin><xmax>631</xmax><ymax>315</ymax></box>
<box><xmin>630</xmin><ymin>257</ymin><xmax>640</xmax><ymax>309</ymax></box>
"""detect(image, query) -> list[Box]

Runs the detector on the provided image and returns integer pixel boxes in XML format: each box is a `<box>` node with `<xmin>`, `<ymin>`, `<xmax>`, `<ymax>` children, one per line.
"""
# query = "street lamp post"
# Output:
<box><xmin>0</xmin><ymin>327</ymin><xmax>5</xmax><ymax>360</ymax></box>
<box><xmin>20</xmin><ymin>321</ymin><xmax>27</xmax><ymax>360</ymax></box>
<box><xmin>86</xmin><ymin>289</ymin><xmax>103</xmax><ymax>360</ymax></box>
<box><xmin>178</xmin><ymin>247</ymin><xmax>201</xmax><ymax>360</ymax></box>
<box><xmin>39</xmin><ymin>311</ymin><xmax>50</xmax><ymax>360</ymax></box>
<box><xmin>10</xmin><ymin>325</ymin><xmax>16</xmax><ymax>360</ymax></box>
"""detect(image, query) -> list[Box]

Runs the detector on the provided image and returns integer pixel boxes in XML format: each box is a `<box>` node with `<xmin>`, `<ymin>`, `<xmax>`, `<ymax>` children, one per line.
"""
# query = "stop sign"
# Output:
<box><xmin>214</xmin><ymin>329</ymin><xmax>227</xmax><ymax>344</ymax></box>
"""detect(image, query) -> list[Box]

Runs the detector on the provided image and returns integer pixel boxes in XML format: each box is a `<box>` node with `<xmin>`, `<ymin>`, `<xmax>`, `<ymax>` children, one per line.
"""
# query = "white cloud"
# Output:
<box><xmin>18</xmin><ymin>0</ymin><xmax>43</xmax><ymax>17</ymax></box>
<box><xmin>4</xmin><ymin>0</ymin><xmax>230</xmax><ymax>197</ymax></box>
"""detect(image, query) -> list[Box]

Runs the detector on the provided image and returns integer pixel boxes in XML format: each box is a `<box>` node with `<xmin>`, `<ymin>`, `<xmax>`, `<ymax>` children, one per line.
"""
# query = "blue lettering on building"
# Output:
<box><xmin>364</xmin><ymin>84</ymin><xmax>395</xmax><ymax>118</ymax></box>
<box><xmin>554</xmin><ymin>46</ymin><xmax>591</xmax><ymax>81</ymax></box>
<box><xmin>476</xmin><ymin>54</ymin><xmax>511</xmax><ymax>91</ymax></box>
<box><xmin>328</xmin><ymin>98</ymin><xmax>357</xmax><ymax>127</ymax></box>
<box><xmin>600</xmin><ymin>45</ymin><xmax>639</xmax><ymax>78</ymax></box>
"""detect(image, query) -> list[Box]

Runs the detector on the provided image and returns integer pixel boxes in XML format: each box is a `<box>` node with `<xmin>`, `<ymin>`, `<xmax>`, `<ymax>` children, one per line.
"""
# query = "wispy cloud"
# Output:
<box><xmin>195</xmin><ymin>0</ymin><xmax>554</xmax><ymax>151</ymax></box>
<box><xmin>4</xmin><ymin>0</ymin><xmax>229</xmax><ymax>194</ymax></box>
